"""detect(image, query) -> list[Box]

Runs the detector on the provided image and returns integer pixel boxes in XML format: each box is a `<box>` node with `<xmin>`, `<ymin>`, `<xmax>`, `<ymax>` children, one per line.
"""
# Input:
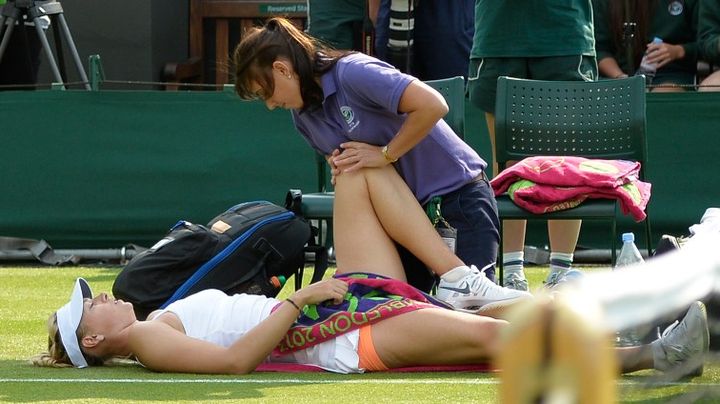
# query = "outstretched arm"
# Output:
<box><xmin>129</xmin><ymin>279</ymin><xmax>348</xmax><ymax>374</ymax></box>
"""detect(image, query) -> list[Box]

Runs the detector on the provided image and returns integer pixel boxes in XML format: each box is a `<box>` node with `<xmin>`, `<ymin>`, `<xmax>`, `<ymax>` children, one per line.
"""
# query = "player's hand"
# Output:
<box><xmin>291</xmin><ymin>278</ymin><xmax>348</xmax><ymax>306</ymax></box>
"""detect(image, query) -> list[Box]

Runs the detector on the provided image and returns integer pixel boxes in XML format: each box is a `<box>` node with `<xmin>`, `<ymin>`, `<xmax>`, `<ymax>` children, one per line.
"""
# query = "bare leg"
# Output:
<box><xmin>502</xmin><ymin>220</ymin><xmax>527</xmax><ymax>253</ymax></box>
<box><xmin>650</xmin><ymin>83</ymin><xmax>686</xmax><ymax>93</ymax></box>
<box><xmin>371</xmin><ymin>308</ymin><xmax>507</xmax><ymax>367</ymax></box>
<box><xmin>617</xmin><ymin>345</ymin><xmax>654</xmax><ymax>373</ymax></box>
<box><xmin>484</xmin><ymin>113</ymin><xmax>499</xmax><ymax>177</ymax></box>
<box><xmin>700</xmin><ymin>71</ymin><xmax>720</xmax><ymax>92</ymax></box>
<box><xmin>333</xmin><ymin>165</ymin><xmax>464</xmax><ymax>280</ymax></box>
<box><xmin>547</xmin><ymin>220</ymin><xmax>582</xmax><ymax>254</ymax></box>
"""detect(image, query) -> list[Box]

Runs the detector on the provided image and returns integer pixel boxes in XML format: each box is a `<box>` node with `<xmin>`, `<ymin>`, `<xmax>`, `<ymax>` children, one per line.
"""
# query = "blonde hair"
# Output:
<box><xmin>29</xmin><ymin>312</ymin><xmax>105</xmax><ymax>368</ymax></box>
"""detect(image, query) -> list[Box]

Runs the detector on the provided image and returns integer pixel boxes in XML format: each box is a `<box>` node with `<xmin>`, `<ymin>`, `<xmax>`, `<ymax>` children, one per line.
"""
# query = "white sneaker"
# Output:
<box><xmin>651</xmin><ymin>301</ymin><xmax>709</xmax><ymax>379</ymax></box>
<box><xmin>544</xmin><ymin>268</ymin><xmax>569</xmax><ymax>289</ymax></box>
<box><xmin>436</xmin><ymin>265</ymin><xmax>533</xmax><ymax>313</ymax></box>
<box><xmin>546</xmin><ymin>269</ymin><xmax>585</xmax><ymax>291</ymax></box>
<box><xmin>503</xmin><ymin>272</ymin><xmax>529</xmax><ymax>292</ymax></box>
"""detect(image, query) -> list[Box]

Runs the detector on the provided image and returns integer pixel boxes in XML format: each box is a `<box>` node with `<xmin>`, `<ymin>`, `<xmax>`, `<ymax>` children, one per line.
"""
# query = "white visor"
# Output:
<box><xmin>56</xmin><ymin>278</ymin><xmax>93</xmax><ymax>368</ymax></box>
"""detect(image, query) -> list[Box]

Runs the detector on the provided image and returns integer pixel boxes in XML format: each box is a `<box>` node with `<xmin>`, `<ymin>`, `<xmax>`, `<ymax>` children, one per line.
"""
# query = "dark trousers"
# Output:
<box><xmin>401</xmin><ymin>176</ymin><xmax>500</xmax><ymax>292</ymax></box>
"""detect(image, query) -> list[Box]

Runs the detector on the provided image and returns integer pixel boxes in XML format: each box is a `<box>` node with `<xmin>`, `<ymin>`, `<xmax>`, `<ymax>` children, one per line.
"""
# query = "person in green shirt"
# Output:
<box><xmin>467</xmin><ymin>0</ymin><xmax>596</xmax><ymax>292</ymax></box>
<box><xmin>593</xmin><ymin>0</ymin><xmax>699</xmax><ymax>92</ymax></box>
<box><xmin>307</xmin><ymin>0</ymin><xmax>369</xmax><ymax>51</ymax></box>
<box><xmin>699</xmin><ymin>0</ymin><xmax>720</xmax><ymax>90</ymax></box>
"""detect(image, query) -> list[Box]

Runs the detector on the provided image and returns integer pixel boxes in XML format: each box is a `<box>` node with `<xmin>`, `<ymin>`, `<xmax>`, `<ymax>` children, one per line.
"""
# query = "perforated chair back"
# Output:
<box><xmin>495</xmin><ymin>75</ymin><xmax>647</xmax><ymax>170</ymax></box>
<box><xmin>424</xmin><ymin>76</ymin><xmax>466</xmax><ymax>138</ymax></box>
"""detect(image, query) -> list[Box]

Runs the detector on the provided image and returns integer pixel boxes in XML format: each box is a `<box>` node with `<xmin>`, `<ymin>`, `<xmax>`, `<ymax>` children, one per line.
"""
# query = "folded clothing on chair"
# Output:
<box><xmin>490</xmin><ymin>156</ymin><xmax>651</xmax><ymax>221</ymax></box>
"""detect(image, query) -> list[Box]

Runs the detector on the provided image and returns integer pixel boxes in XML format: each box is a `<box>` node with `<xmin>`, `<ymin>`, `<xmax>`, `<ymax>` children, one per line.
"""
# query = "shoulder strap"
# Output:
<box><xmin>0</xmin><ymin>236</ymin><xmax>80</xmax><ymax>265</ymax></box>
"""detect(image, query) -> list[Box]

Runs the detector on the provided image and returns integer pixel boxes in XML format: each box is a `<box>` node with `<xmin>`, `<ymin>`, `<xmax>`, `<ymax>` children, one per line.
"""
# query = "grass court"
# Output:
<box><xmin>2</xmin><ymin>265</ymin><xmax>719</xmax><ymax>403</ymax></box>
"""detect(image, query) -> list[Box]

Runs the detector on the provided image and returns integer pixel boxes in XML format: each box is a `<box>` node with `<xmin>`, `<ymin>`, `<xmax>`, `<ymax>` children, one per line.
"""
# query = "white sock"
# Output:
<box><xmin>440</xmin><ymin>265</ymin><xmax>470</xmax><ymax>283</ymax></box>
<box><xmin>549</xmin><ymin>252</ymin><xmax>573</xmax><ymax>274</ymax></box>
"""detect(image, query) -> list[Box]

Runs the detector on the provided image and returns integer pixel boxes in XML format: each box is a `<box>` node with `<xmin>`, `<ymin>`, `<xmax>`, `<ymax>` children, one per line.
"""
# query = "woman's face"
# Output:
<box><xmin>251</xmin><ymin>60</ymin><xmax>304</xmax><ymax>110</ymax></box>
<box><xmin>81</xmin><ymin>292</ymin><xmax>135</xmax><ymax>336</ymax></box>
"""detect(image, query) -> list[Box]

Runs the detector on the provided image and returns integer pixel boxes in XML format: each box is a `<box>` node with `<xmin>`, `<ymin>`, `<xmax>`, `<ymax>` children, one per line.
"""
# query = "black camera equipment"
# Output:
<box><xmin>622</xmin><ymin>0</ymin><xmax>636</xmax><ymax>75</ymax></box>
<box><xmin>386</xmin><ymin>0</ymin><xmax>414</xmax><ymax>74</ymax></box>
<box><xmin>0</xmin><ymin>0</ymin><xmax>89</xmax><ymax>89</ymax></box>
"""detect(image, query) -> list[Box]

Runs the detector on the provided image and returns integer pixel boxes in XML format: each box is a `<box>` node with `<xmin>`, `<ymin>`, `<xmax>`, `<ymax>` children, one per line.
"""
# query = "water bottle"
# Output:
<box><xmin>614</xmin><ymin>232</ymin><xmax>646</xmax><ymax>345</ymax></box>
<box><xmin>615</xmin><ymin>232</ymin><xmax>645</xmax><ymax>269</ymax></box>
<box><xmin>636</xmin><ymin>37</ymin><xmax>663</xmax><ymax>85</ymax></box>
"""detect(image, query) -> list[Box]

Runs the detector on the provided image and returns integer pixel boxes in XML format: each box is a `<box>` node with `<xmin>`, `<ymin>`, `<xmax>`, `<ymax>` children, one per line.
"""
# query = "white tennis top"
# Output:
<box><xmin>153</xmin><ymin>289</ymin><xmax>361</xmax><ymax>373</ymax></box>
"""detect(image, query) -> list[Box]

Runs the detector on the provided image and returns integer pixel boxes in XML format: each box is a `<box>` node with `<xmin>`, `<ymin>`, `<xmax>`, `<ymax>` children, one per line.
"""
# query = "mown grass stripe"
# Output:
<box><xmin>0</xmin><ymin>378</ymin><xmax>498</xmax><ymax>384</ymax></box>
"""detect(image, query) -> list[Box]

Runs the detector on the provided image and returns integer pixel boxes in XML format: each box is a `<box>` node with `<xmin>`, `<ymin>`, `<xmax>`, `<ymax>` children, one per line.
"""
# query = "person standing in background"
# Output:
<box><xmin>306</xmin><ymin>0</ymin><xmax>370</xmax><ymax>51</ymax></box>
<box><xmin>467</xmin><ymin>0</ymin><xmax>597</xmax><ymax>291</ymax></box>
<box><xmin>372</xmin><ymin>0</ymin><xmax>475</xmax><ymax>80</ymax></box>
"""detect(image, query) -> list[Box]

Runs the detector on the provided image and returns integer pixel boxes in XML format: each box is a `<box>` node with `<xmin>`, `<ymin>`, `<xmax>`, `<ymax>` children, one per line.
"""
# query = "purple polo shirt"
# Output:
<box><xmin>292</xmin><ymin>53</ymin><xmax>486</xmax><ymax>205</ymax></box>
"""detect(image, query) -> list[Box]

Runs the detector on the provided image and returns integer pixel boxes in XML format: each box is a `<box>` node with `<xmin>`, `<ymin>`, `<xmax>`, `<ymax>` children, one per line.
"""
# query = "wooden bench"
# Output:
<box><xmin>164</xmin><ymin>0</ymin><xmax>307</xmax><ymax>89</ymax></box>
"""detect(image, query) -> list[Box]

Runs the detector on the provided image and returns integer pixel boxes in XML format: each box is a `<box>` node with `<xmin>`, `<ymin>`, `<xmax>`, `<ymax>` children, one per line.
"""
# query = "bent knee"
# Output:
<box><xmin>334</xmin><ymin>166</ymin><xmax>396</xmax><ymax>187</ymax></box>
<box><xmin>334</xmin><ymin>168</ymin><xmax>367</xmax><ymax>189</ymax></box>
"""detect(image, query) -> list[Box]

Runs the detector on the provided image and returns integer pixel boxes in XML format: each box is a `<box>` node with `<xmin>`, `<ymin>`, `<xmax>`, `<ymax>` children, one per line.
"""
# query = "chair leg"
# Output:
<box><xmin>498</xmin><ymin>219</ymin><xmax>504</xmax><ymax>286</ymax></box>
<box><xmin>611</xmin><ymin>219</ymin><xmax>617</xmax><ymax>266</ymax></box>
<box><xmin>644</xmin><ymin>215</ymin><xmax>653</xmax><ymax>258</ymax></box>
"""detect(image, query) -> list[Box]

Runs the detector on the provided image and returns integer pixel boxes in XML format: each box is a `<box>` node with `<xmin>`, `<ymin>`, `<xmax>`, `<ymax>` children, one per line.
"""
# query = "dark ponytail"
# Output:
<box><xmin>233</xmin><ymin>17</ymin><xmax>353</xmax><ymax>110</ymax></box>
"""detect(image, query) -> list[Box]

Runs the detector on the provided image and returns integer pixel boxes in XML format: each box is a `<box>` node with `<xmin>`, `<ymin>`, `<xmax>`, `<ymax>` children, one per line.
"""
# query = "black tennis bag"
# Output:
<box><xmin>113</xmin><ymin>200</ymin><xmax>326</xmax><ymax>320</ymax></box>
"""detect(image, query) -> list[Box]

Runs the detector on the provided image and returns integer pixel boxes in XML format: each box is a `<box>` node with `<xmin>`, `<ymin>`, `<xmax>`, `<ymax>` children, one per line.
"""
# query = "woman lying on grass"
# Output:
<box><xmin>33</xmin><ymin>166</ymin><xmax>709</xmax><ymax>376</ymax></box>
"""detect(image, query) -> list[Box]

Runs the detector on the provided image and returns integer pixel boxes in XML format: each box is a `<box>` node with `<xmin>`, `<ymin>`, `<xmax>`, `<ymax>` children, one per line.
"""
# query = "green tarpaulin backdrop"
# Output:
<box><xmin>1</xmin><ymin>90</ymin><xmax>718</xmax><ymax>250</ymax></box>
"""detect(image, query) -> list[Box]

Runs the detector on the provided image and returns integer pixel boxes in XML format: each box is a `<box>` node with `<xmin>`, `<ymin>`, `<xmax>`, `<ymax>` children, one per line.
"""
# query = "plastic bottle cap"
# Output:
<box><xmin>652</xmin><ymin>37</ymin><xmax>663</xmax><ymax>44</ymax></box>
<box><xmin>621</xmin><ymin>232</ymin><xmax>635</xmax><ymax>243</ymax></box>
<box><xmin>270</xmin><ymin>276</ymin><xmax>284</xmax><ymax>288</ymax></box>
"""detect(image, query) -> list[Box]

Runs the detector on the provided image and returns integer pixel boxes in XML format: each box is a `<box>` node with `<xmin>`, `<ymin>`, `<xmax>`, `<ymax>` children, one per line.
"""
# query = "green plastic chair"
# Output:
<box><xmin>298</xmin><ymin>76</ymin><xmax>467</xmax><ymax>249</ymax></box>
<box><xmin>493</xmin><ymin>75</ymin><xmax>653</xmax><ymax>283</ymax></box>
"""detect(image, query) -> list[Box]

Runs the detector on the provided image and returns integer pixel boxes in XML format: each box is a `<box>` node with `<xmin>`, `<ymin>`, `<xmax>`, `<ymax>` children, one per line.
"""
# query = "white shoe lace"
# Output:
<box><xmin>504</xmin><ymin>273</ymin><xmax>528</xmax><ymax>291</ymax></box>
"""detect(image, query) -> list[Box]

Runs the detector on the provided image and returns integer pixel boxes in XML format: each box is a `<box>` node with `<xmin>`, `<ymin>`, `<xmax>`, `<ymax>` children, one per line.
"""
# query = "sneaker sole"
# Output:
<box><xmin>686</xmin><ymin>301</ymin><xmax>709</xmax><ymax>377</ymax></box>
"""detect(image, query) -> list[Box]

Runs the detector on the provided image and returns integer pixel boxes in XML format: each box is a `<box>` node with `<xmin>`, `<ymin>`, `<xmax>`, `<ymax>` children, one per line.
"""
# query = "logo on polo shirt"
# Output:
<box><xmin>340</xmin><ymin>106</ymin><xmax>359</xmax><ymax>131</ymax></box>
<box><xmin>668</xmin><ymin>0</ymin><xmax>683</xmax><ymax>16</ymax></box>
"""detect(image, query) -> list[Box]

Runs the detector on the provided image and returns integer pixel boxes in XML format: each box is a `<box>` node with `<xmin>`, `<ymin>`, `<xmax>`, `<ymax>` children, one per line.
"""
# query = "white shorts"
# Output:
<box><xmin>267</xmin><ymin>329</ymin><xmax>361</xmax><ymax>374</ymax></box>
